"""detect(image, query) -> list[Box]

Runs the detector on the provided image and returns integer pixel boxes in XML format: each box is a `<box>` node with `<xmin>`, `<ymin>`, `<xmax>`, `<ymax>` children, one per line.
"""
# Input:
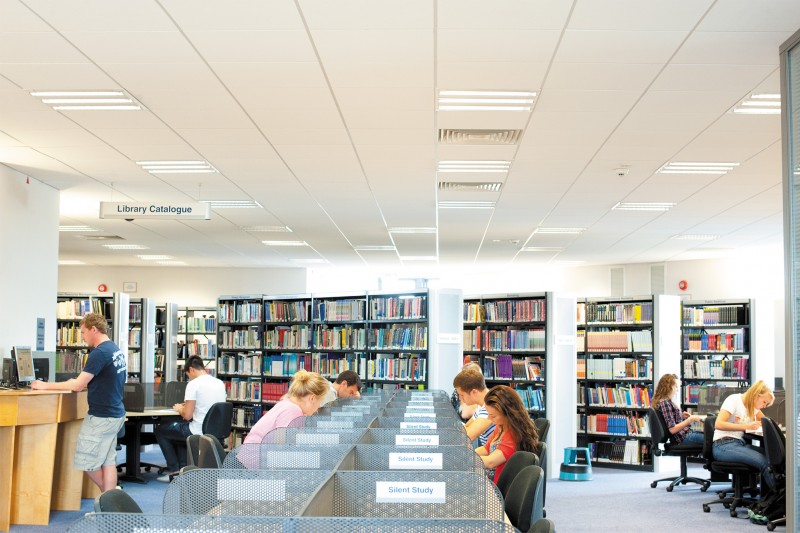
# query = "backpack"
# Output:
<box><xmin>748</xmin><ymin>485</ymin><xmax>785</xmax><ymax>524</ymax></box>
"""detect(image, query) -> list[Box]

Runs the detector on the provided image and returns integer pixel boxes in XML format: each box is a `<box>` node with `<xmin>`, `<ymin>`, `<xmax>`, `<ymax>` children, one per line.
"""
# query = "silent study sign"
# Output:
<box><xmin>99</xmin><ymin>201</ymin><xmax>211</xmax><ymax>220</ymax></box>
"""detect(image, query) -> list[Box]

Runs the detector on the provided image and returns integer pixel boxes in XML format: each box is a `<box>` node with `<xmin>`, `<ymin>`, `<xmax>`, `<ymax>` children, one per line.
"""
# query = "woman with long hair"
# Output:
<box><xmin>651</xmin><ymin>373</ymin><xmax>704</xmax><ymax>445</ymax></box>
<box><xmin>713</xmin><ymin>380</ymin><xmax>775</xmax><ymax>489</ymax></box>
<box><xmin>243</xmin><ymin>370</ymin><xmax>329</xmax><ymax>444</ymax></box>
<box><xmin>475</xmin><ymin>385</ymin><xmax>539</xmax><ymax>483</ymax></box>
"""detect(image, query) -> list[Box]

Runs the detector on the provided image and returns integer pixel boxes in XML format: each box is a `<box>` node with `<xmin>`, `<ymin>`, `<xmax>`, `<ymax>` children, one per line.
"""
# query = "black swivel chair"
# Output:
<box><xmin>534</xmin><ymin>441</ymin><xmax>548</xmax><ymax>516</ymax></box>
<box><xmin>202</xmin><ymin>401</ymin><xmax>233</xmax><ymax>445</ymax></box>
<box><xmin>117</xmin><ymin>382</ymin><xmax>162</xmax><ymax>475</ymax></box>
<box><xmin>761</xmin><ymin>417</ymin><xmax>786</xmax><ymax>531</ymax></box>
<box><xmin>533</xmin><ymin>417</ymin><xmax>550</xmax><ymax>443</ymax></box>
<box><xmin>647</xmin><ymin>407</ymin><xmax>709</xmax><ymax>491</ymax></box>
<box><xmin>701</xmin><ymin>415</ymin><xmax>759</xmax><ymax>517</ymax></box>
<box><xmin>93</xmin><ymin>489</ymin><xmax>143</xmax><ymax>513</ymax></box>
<box><xmin>504</xmin><ymin>465</ymin><xmax>545</xmax><ymax>532</ymax></box>
<box><xmin>197</xmin><ymin>434</ymin><xmax>228</xmax><ymax>468</ymax></box>
<box><xmin>495</xmin><ymin>450</ymin><xmax>539</xmax><ymax>498</ymax></box>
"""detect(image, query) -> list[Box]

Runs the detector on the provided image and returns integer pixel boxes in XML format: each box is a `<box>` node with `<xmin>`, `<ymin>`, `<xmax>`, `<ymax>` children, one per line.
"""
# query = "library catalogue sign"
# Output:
<box><xmin>99</xmin><ymin>201</ymin><xmax>211</xmax><ymax>220</ymax></box>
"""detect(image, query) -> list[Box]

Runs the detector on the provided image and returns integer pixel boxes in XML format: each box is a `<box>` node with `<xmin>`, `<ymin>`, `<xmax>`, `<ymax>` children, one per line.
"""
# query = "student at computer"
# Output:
<box><xmin>320</xmin><ymin>369</ymin><xmax>362</xmax><ymax>406</ymax></box>
<box><xmin>652</xmin><ymin>373</ymin><xmax>704</xmax><ymax>445</ymax></box>
<box><xmin>713</xmin><ymin>380</ymin><xmax>776</xmax><ymax>489</ymax></box>
<box><xmin>30</xmin><ymin>312</ymin><xmax>126</xmax><ymax>493</ymax></box>
<box><xmin>475</xmin><ymin>385</ymin><xmax>539</xmax><ymax>484</ymax></box>
<box><xmin>243</xmin><ymin>370</ymin><xmax>329</xmax><ymax>443</ymax></box>
<box><xmin>453</xmin><ymin>365</ymin><xmax>495</xmax><ymax>446</ymax></box>
<box><xmin>154</xmin><ymin>356</ymin><xmax>226</xmax><ymax>481</ymax></box>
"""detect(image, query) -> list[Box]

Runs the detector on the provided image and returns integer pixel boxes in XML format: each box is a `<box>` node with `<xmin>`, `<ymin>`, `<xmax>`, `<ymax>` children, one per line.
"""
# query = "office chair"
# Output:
<box><xmin>534</xmin><ymin>441</ymin><xmax>548</xmax><ymax>516</ymax></box>
<box><xmin>186</xmin><ymin>434</ymin><xmax>202</xmax><ymax>467</ymax></box>
<box><xmin>504</xmin><ymin>465</ymin><xmax>545</xmax><ymax>532</ymax></box>
<box><xmin>117</xmin><ymin>382</ymin><xmax>163</xmax><ymax>475</ymax></box>
<box><xmin>647</xmin><ymin>407</ymin><xmax>709</xmax><ymax>491</ymax></box>
<box><xmin>93</xmin><ymin>489</ymin><xmax>143</xmax><ymax>513</ymax></box>
<box><xmin>495</xmin><ymin>450</ymin><xmax>539</xmax><ymax>498</ymax></box>
<box><xmin>701</xmin><ymin>416</ymin><xmax>759</xmax><ymax>517</ymax></box>
<box><xmin>202</xmin><ymin>401</ymin><xmax>233</xmax><ymax>446</ymax></box>
<box><xmin>533</xmin><ymin>417</ymin><xmax>550</xmax><ymax>443</ymax></box>
<box><xmin>197</xmin><ymin>434</ymin><xmax>228</xmax><ymax>468</ymax></box>
<box><xmin>761</xmin><ymin>417</ymin><xmax>786</xmax><ymax>531</ymax></box>
<box><xmin>529</xmin><ymin>518</ymin><xmax>556</xmax><ymax>533</ymax></box>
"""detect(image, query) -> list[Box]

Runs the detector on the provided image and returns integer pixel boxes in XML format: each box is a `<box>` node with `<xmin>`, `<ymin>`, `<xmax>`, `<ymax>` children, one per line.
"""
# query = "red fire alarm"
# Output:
<box><xmin>678</xmin><ymin>280</ymin><xmax>688</xmax><ymax>291</ymax></box>
<box><xmin>98</xmin><ymin>283</ymin><xmax>108</xmax><ymax>293</ymax></box>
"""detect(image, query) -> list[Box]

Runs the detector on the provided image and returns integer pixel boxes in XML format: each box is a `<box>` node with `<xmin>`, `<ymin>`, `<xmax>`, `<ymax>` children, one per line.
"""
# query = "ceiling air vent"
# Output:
<box><xmin>438</xmin><ymin>181</ymin><xmax>502</xmax><ymax>192</ymax></box>
<box><xmin>78</xmin><ymin>235</ymin><xmax>125</xmax><ymax>241</ymax></box>
<box><xmin>438</xmin><ymin>129</ymin><xmax>522</xmax><ymax>145</ymax></box>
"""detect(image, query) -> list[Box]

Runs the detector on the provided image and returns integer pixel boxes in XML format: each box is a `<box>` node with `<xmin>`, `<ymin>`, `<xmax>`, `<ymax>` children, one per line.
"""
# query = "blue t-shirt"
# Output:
<box><xmin>82</xmin><ymin>340</ymin><xmax>127</xmax><ymax>418</ymax></box>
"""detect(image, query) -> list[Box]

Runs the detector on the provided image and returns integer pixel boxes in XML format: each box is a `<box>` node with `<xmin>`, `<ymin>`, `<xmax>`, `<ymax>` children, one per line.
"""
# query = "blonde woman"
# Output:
<box><xmin>652</xmin><ymin>373</ymin><xmax>704</xmax><ymax>445</ymax></box>
<box><xmin>713</xmin><ymin>380</ymin><xmax>775</xmax><ymax>489</ymax></box>
<box><xmin>243</xmin><ymin>370</ymin><xmax>329</xmax><ymax>444</ymax></box>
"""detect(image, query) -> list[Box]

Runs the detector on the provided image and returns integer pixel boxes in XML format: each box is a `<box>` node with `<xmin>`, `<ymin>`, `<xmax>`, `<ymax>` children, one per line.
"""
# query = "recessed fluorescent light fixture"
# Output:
<box><xmin>262</xmin><ymin>240</ymin><xmax>308</xmax><ymax>247</ymax></box>
<box><xmin>102</xmin><ymin>244</ymin><xmax>149</xmax><ymax>250</ymax></box>
<box><xmin>156</xmin><ymin>260</ymin><xmax>187</xmax><ymax>266</ymax></box>
<box><xmin>58</xmin><ymin>260</ymin><xmax>85</xmax><ymax>265</ymax></box>
<box><xmin>136</xmin><ymin>160</ymin><xmax>217</xmax><ymax>174</ymax></box>
<box><xmin>437</xmin><ymin>161</ymin><xmax>511</xmax><ymax>173</ymax></box>
<box><xmin>292</xmin><ymin>258</ymin><xmax>329</xmax><ymax>264</ymax></box>
<box><xmin>521</xmin><ymin>247</ymin><xmax>564</xmax><ymax>252</ymax></box>
<box><xmin>438</xmin><ymin>90</ymin><xmax>536</xmax><ymax>111</ymax></box>
<box><xmin>59</xmin><ymin>225</ymin><xmax>99</xmax><ymax>232</ymax></box>
<box><xmin>31</xmin><ymin>90</ymin><xmax>142</xmax><ymax>111</ymax></box>
<box><xmin>354</xmin><ymin>245</ymin><xmax>396</xmax><ymax>252</ymax></box>
<box><xmin>399</xmin><ymin>256</ymin><xmax>438</xmax><ymax>261</ymax></box>
<box><xmin>388</xmin><ymin>227</ymin><xmax>437</xmax><ymax>234</ymax></box>
<box><xmin>137</xmin><ymin>255</ymin><xmax>173</xmax><ymax>260</ymax></box>
<box><xmin>242</xmin><ymin>225</ymin><xmax>292</xmax><ymax>233</ymax></box>
<box><xmin>438</xmin><ymin>201</ymin><xmax>495</xmax><ymax>209</ymax></box>
<box><xmin>612</xmin><ymin>202</ymin><xmax>676</xmax><ymax>212</ymax></box>
<box><xmin>201</xmin><ymin>200</ymin><xmax>262</xmax><ymax>209</ymax></box>
<box><xmin>657</xmin><ymin>162</ymin><xmax>739</xmax><ymax>175</ymax></box>
<box><xmin>732</xmin><ymin>93</ymin><xmax>781</xmax><ymax>115</ymax></box>
<box><xmin>672</xmin><ymin>234</ymin><xmax>720</xmax><ymax>241</ymax></box>
<box><xmin>533</xmin><ymin>227</ymin><xmax>585</xmax><ymax>235</ymax></box>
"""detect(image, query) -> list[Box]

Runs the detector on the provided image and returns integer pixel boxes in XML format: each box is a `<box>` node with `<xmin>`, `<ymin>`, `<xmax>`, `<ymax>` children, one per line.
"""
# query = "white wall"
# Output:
<box><xmin>0</xmin><ymin>167</ymin><xmax>59</xmax><ymax>357</ymax></box>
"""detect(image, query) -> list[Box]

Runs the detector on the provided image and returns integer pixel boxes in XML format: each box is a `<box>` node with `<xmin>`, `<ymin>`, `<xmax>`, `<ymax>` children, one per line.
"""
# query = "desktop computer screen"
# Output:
<box><xmin>11</xmin><ymin>346</ymin><xmax>36</xmax><ymax>384</ymax></box>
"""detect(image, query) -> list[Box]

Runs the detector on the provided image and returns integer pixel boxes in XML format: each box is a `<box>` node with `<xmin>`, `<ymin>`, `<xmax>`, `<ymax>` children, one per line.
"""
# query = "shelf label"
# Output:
<box><xmin>296</xmin><ymin>433</ymin><xmax>339</xmax><ymax>445</ymax></box>
<box><xmin>400</xmin><ymin>422</ymin><xmax>437</xmax><ymax>429</ymax></box>
<box><xmin>411</xmin><ymin>393</ymin><xmax>433</xmax><ymax>399</ymax></box>
<box><xmin>437</xmin><ymin>333</ymin><xmax>461</xmax><ymax>344</ymax></box>
<box><xmin>331</xmin><ymin>411</ymin><xmax>367</xmax><ymax>418</ymax></box>
<box><xmin>389</xmin><ymin>453</ymin><xmax>443</xmax><ymax>470</ymax></box>
<box><xmin>405</xmin><ymin>405</ymin><xmax>434</xmax><ymax>411</ymax></box>
<box><xmin>99</xmin><ymin>201</ymin><xmax>211</xmax><ymax>220</ymax></box>
<box><xmin>396</xmin><ymin>434</ymin><xmax>439</xmax><ymax>446</ymax></box>
<box><xmin>407</xmin><ymin>399</ymin><xmax>434</xmax><ymax>404</ymax></box>
<box><xmin>556</xmin><ymin>334</ymin><xmax>575</xmax><ymax>346</ymax></box>
<box><xmin>376</xmin><ymin>481</ymin><xmax>446</xmax><ymax>503</ymax></box>
<box><xmin>217</xmin><ymin>479</ymin><xmax>285</xmax><ymax>501</ymax></box>
<box><xmin>404</xmin><ymin>412</ymin><xmax>435</xmax><ymax>418</ymax></box>
<box><xmin>264</xmin><ymin>451</ymin><xmax>321</xmax><ymax>469</ymax></box>
<box><xmin>317</xmin><ymin>420</ymin><xmax>353</xmax><ymax>429</ymax></box>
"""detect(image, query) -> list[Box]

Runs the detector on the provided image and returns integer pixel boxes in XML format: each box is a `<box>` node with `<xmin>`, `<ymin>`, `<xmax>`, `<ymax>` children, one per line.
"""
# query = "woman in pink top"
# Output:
<box><xmin>243</xmin><ymin>370</ymin><xmax>329</xmax><ymax>444</ymax></box>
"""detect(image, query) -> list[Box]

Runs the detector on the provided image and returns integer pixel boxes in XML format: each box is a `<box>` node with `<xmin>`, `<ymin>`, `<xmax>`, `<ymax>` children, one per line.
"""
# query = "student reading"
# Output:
<box><xmin>712</xmin><ymin>380</ymin><xmax>776</xmax><ymax>489</ymax></box>
<box><xmin>475</xmin><ymin>385</ymin><xmax>539</xmax><ymax>483</ymax></box>
<box><xmin>652</xmin><ymin>373</ymin><xmax>704</xmax><ymax>446</ymax></box>
<box><xmin>320</xmin><ymin>369</ymin><xmax>362</xmax><ymax>406</ymax></box>
<box><xmin>452</xmin><ymin>365</ymin><xmax>495</xmax><ymax>447</ymax></box>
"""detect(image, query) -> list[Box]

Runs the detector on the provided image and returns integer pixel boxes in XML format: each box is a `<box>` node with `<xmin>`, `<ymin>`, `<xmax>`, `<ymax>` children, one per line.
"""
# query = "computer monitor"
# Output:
<box><xmin>11</xmin><ymin>346</ymin><xmax>36</xmax><ymax>384</ymax></box>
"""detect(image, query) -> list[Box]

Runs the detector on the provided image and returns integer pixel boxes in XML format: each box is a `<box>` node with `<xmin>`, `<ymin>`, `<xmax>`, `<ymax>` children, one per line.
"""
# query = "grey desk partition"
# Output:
<box><xmin>289</xmin><ymin>415</ymin><xmax>376</xmax><ymax>429</ymax></box>
<box><xmin>162</xmin><ymin>469</ymin><xmax>331</xmax><ymax>516</ymax></box>
<box><xmin>358</xmin><ymin>428</ymin><xmax>472</xmax><ymax>447</ymax></box>
<box><xmin>67</xmin><ymin>514</ymin><xmax>516</xmax><ymax>533</ymax></box>
<box><xmin>337</xmin><ymin>444</ymin><xmax>485</xmax><ymax>473</ymax></box>
<box><xmin>300</xmin><ymin>471</ymin><xmax>504</xmax><ymax>519</ymax></box>
<box><xmin>223</xmin><ymin>444</ymin><xmax>351</xmax><ymax>470</ymax></box>
<box><xmin>260</xmin><ymin>427</ymin><xmax>367</xmax><ymax>445</ymax></box>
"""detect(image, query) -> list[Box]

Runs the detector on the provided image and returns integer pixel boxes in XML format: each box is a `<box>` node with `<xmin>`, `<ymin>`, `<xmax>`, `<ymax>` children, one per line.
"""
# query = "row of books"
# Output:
<box><xmin>515</xmin><ymin>386</ymin><xmax>545</xmax><ymax>411</ymax></box>
<box><xmin>580</xmin><ymin>358</ymin><xmax>652</xmax><ymax>380</ymax></box>
<box><xmin>264</xmin><ymin>300</ymin><xmax>310</xmax><ymax>323</ymax></box>
<box><xmin>586</xmin><ymin>302</ymin><xmax>653</xmax><ymax>324</ymax></box>
<box><xmin>57</xmin><ymin>298</ymin><xmax>110</xmax><ymax>319</ymax></box>
<box><xmin>312</xmin><ymin>353</ymin><xmax>364</xmax><ymax>379</ymax></box>
<box><xmin>224</xmin><ymin>377</ymin><xmax>264</xmax><ymax>402</ymax></box>
<box><xmin>367</xmin><ymin>355</ymin><xmax>426</xmax><ymax>382</ymax></box>
<box><xmin>586</xmin><ymin>330</ymin><xmax>652</xmax><ymax>352</ymax></box>
<box><xmin>368</xmin><ymin>326</ymin><xmax>428</xmax><ymax>350</ymax></box>
<box><xmin>232</xmin><ymin>404</ymin><xmax>264</xmax><ymax>428</ymax></box>
<box><xmin>127</xmin><ymin>352</ymin><xmax>140</xmax><ymax>373</ymax></box>
<box><xmin>314</xmin><ymin>326</ymin><xmax>367</xmax><ymax>350</ymax></box>
<box><xmin>463</xmin><ymin>327</ymin><xmax>546</xmax><ymax>352</ymax></box>
<box><xmin>682</xmin><ymin>330</ymin><xmax>746</xmax><ymax>352</ymax></box>
<box><xmin>179</xmin><ymin>315</ymin><xmax>216</xmax><ymax>333</ymax></box>
<box><xmin>582</xmin><ymin>384</ymin><xmax>651</xmax><ymax>408</ymax></box>
<box><xmin>129</xmin><ymin>303</ymin><xmax>142</xmax><ymax>323</ymax></box>
<box><xmin>219</xmin><ymin>352</ymin><xmax>263</xmax><ymax>376</ymax></box>
<box><xmin>582</xmin><ymin>412</ymin><xmax>650</xmax><ymax>436</ymax></box>
<box><xmin>481</xmin><ymin>355</ymin><xmax>543</xmax><ymax>381</ymax></box>
<box><xmin>219</xmin><ymin>302</ymin><xmax>262</xmax><ymax>323</ymax></box>
<box><xmin>313</xmin><ymin>299</ymin><xmax>366</xmax><ymax>321</ymax></box>
<box><xmin>180</xmin><ymin>338</ymin><xmax>216</xmax><ymax>358</ymax></box>
<box><xmin>219</xmin><ymin>327</ymin><xmax>261</xmax><ymax>350</ymax></box>
<box><xmin>588</xmin><ymin>439</ymin><xmax>651</xmax><ymax>466</ymax></box>
<box><xmin>682</xmin><ymin>305</ymin><xmax>748</xmax><ymax>327</ymax></box>
<box><xmin>262</xmin><ymin>381</ymin><xmax>290</xmax><ymax>401</ymax></box>
<box><xmin>57</xmin><ymin>324</ymin><xmax>85</xmax><ymax>346</ymax></box>
<box><xmin>264</xmin><ymin>353</ymin><xmax>313</xmax><ymax>377</ymax></box>
<box><xmin>370</xmin><ymin>296</ymin><xmax>427</xmax><ymax>320</ymax></box>
<box><xmin>483</xmin><ymin>299</ymin><xmax>546</xmax><ymax>323</ymax></box>
<box><xmin>264</xmin><ymin>325</ymin><xmax>311</xmax><ymax>349</ymax></box>
<box><xmin>128</xmin><ymin>327</ymin><xmax>141</xmax><ymax>348</ymax></box>
<box><xmin>56</xmin><ymin>349</ymin><xmax>88</xmax><ymax>373</ymax></box>
<box><xmin>682</xmin><ymin>357</ymin><xmax>748</xmax><ymax>379</ymax></box>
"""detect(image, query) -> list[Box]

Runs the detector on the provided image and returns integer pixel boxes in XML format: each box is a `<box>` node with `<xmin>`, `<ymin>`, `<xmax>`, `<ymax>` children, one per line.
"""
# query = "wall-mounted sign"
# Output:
<box><xmin>99</xmin><ymin>202</ymin><xmax>211</xmax><ymax>220</ymax></box>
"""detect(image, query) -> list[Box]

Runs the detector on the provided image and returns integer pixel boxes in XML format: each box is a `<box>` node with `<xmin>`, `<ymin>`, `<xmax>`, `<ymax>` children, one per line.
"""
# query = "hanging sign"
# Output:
<box><xmin>99</xmin><ymin>202</ymin><xmax>211</xmax><ymax>220</ymax></box>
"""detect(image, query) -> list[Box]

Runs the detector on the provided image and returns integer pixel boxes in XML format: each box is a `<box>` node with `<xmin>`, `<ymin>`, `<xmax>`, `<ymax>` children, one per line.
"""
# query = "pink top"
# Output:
<box><xmin>243</xmin><ymin>399</ymin><xmax>303</xmax><ymax>444</ymax></box>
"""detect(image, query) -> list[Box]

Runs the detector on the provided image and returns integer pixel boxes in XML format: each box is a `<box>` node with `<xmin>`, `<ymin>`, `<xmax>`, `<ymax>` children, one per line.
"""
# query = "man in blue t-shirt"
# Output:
<box><xmin>32</xmin><ymin>312</ymin><xmax>126</xmax><ymax>492</ymax></box>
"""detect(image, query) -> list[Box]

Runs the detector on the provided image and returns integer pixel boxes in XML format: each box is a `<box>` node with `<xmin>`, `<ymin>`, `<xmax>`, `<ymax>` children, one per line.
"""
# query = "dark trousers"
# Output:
<box><xmin>154</xmin><ymin>421</ymin><xmax>193</xmax><ymax>472</ymax></box>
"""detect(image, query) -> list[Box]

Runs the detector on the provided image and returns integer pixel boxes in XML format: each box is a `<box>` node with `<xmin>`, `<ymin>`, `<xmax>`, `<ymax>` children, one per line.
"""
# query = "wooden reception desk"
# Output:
<box><xmin>0</xmin><ymin>389</ymin><xmax>96</xmax><ymax>531</ymax></box>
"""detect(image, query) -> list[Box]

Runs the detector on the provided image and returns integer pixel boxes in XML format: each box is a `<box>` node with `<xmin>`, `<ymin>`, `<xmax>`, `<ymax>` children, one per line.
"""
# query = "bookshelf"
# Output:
<box><xmin>576</xmin><ymin>295</ymin><xmax>679</xmax><ymax>472</ymax></box>
<box><xmin>155</xmin><ymin>303</ymin><xmax>179</xmax><ymax>381</ymax></box>
<box><xmin>462</xmin><ymin>293</ymin><xmax>548</xmax><ymax>418</ymax></box>
<box><xmin>177</xmin><ymin>306</ymin><xmax>217</xmax><ymax>380</ymax></box>
<box><xmin>55</xmin><ymin>292</ymin><xmax>128</xmax><ymax>380</ymax></box>
<box><xmin>680</xmin><ymin>299</ymin><xmax>753</xmax><ymax>411</ymax></box>
<box><xmin>311</xmin><ymin>293</ymin><xmax>367</xmax><ymax>383</ymax></box>
<box><xmin>127</xmin><ymin>298</ymin><xmax>156</xmax><ymax>383</ymax></box>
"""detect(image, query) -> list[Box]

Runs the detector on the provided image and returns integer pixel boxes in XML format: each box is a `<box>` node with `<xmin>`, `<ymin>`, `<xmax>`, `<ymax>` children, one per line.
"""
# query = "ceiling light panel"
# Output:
<box><xmin>354</xmin><ymin>245</ymin><xmax>396</xmax><ymax>251</ymax></box>
<box><xmin>31</xmin><ymin>90</ymin><xmax>143</xmax><ymax>111</ymax></box>
<box><xmin>657</xmin><ymin>162</ymin><xmax>739</xmax><ymax>175</ymax></box>
<box><xmin>202</xmin><ymin>200</ymin><xmax>262</xmax><ymax>209</ymax></box>
<box><xmin>437</xmin><ymin>161</ymin><xmax>511</xmax><ymax>173</ymax></box>
<box><xmin>437</xmin><ymin>90</ymin><xmax>537</xmax><ymax>111</ymax></box>
<box><xmin>438</xmin><ymin>182</ymin><xmax>503</xmax><ymax>192</ymax></box>
<box><xmin>521</xmin><ymin>247</ymin><xmax>564</xmax><ymax>252</ymax></box>
<box><xmin>59</xmin><ymin>225</ymin><xmax>99</xmax><ymax>232</ymax></box>
<box><xmin>137</xmin><ymin>160</ymin><xmax>217</xmax><ymax>174</ymax></box>
<box><xmin>58</xmin><ymin>260</ymin><xmax>84</xmax><ymax>265</ymax></box>
<box><xmin>102</xmin><ymin>244</ymin><xmax>149</xmax><ymax>250</ymax></box>
<box><xmin>242</xmin><ymin>225</ymin><xmax>292</xmax><ymax>233</ymax></box>
<box><xmin>533</xmin><ymin>227</ymin><xmax>585</xmax><ymax>235</ymax></box>
<box><xmin>672</xmin><ymin>234</ymin><xmax>720</xmax><ymax>240</ymax></box>
<box><xmin>612</xmin><ymin>202</ymin><xmax>676</xmax><ymax>212</ymax></box>
<box><xmin>438</xmin><ymin>129</ymin><xmax>523</xmax><ymax>145</ymax></box>
<box><xmin>732</xmin><ymin>93</ymin><xmax>781</xmax><ymax>115</ymax></box>
<box><xmin>262</xmin><ymin>240</ymin><xmax>309</xmax><ymax>247</ymax></box>
<box><xmin>388</xmin><ymin>227</ymin><xmax>437</xmax><ymax>234</ymax></box>
<box><xmin>137</xmin><ymin>255</ymin><xmax>173</xmax><ymax>260</ymax></box>
<box><xmin>438</xmin><ymin>201</ymin><xmax>496</xmax><ymax>209</ymax></box>
<box><xmin>156</xmin><ymin>261</ymin><xmax>187</xmax><ymax>266</ymax></box>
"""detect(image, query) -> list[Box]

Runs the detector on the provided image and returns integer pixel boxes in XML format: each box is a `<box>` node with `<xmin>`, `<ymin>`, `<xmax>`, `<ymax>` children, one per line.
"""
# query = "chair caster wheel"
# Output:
<box><xmin>666</xmin><ymin>486</ymin><xmax>673</xmax><ymax>492</ymax></box>
<box><xmin>703</xmin><ymin>505</ymin><xmax>710</xmax><ymax>513</ymax></box>
<box><xmin>650</xmin><ymin>482</ymin><xmax>657</xmax><ymax>488</ymax></box>
<box><xmin>723</xmin><ymin>503</ymin><xmax>730</xmax><ymax>509</ymax></box>
<box><xmin>768</xmin><ymin>524</ymin><xmax>776</xmax><ymax>531</ymax></box>
<box><xmin>144</xmin><ymin>467</ymin><xmax>151</xmax><ymax>472</ymax></box>
<box><xmin>701</xmin><ymin>486</ymin><xmax>708</xmax><ymax>492</ymax></box>
<box><xmin>730</xmin><ymin>509</ymin><xmax>737</xmax><ymax>518</ymax></box>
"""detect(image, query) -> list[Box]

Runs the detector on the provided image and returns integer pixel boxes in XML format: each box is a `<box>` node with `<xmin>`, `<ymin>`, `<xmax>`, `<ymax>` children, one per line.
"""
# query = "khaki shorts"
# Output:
<box><xmin>74</xmin><ymin>415</ymin><xmax>125</xmax><ymax>471</ymax></box>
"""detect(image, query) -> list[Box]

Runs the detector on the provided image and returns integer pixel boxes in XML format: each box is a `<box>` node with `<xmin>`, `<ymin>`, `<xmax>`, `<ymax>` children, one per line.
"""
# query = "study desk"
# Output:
<box><xmin>119</xmin><ymin>408</ymin><xmax>179</xmax><ymax>483</ymax></box>
<box><xmin>0</xmin><ymin>389</ymin><xmax>94</xmax><ymax>532</ymax></box>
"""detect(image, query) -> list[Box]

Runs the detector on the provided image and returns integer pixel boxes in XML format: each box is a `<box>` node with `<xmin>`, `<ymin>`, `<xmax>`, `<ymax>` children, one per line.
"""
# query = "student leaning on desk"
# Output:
<box><xmin>712</xmin><ymin>380</ymin><xmax>776</xmax><ymax>490</ymax></box>
<box><xmin>652</xmin><ymin>373</ymin><xmax>704</xmax><ymax>446</ymax></box>
<box><xmin>30</xmin><ymin>312</ymin><xmax>126</xmax><ymax>493</ymax></box>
